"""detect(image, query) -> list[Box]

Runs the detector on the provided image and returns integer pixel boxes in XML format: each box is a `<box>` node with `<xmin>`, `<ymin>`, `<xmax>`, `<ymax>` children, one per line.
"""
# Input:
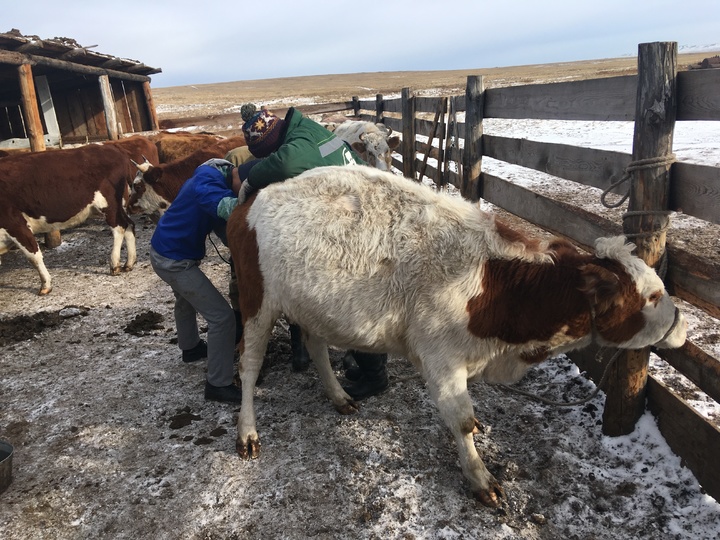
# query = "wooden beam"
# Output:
<box><xmin>401</xmin><ymin>87</ymin><xmax>416</xmax><ymax>180</ymax></box>
<box><xmin>17</xmin><ymin>63</ymin><xmax>45</xmax><ymax>152</ymax></box>
<box><xmin>0</xmin><ymin>49</ymin><xmax>151</xmax><ymax>83</ymax></box>
<box><xmin>142</xmin><ymin>81</ymin><xmax>159</xmax><ymax>131</ymax></box>
<box><xmin>98</xmin><ymin>75</ymin><xmax>119</xmax><ymax>141</ymax></box>
<box><xmin>603</xmin><ymin>41</ymin><xmax>678</xmax><ymax>437</ymax></box>
<box><xmin>462</xmin><ymin>75</ymin><xmax>483</xmax><ymax>201</ymax></box>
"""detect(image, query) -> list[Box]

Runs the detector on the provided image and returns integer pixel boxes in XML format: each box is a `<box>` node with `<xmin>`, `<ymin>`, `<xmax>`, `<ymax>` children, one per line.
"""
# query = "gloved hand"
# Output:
<box><xmin>202</xmin><ymin>158</ymin><xmax>235</xmax><ymax>179</ymax></box>
<box><xmin>237</xmin><ymin>180</ymin><xmax>255</xmax><ymax>205</ymax></box>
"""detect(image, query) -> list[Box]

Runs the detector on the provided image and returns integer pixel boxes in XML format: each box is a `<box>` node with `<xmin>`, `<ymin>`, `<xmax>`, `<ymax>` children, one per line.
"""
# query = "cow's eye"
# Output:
<box><xmin>648</xmin><ymin>290</ymin><xmax>663</xmax><ymax>305</ymax></box>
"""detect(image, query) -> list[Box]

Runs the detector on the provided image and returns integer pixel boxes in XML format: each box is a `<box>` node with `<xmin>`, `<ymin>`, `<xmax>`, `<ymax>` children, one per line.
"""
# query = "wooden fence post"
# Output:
<box><xmin>602</xmin><ymin>41</ymin><xmax>678</xmax><ymax>436</ymax></box>
<box><xmin>352</xmin><ymin>96</ymin><xmax>360</xmax><ymax>117</ymax></box>
<box><xmin>401</xmin><ymin>87</ymin><xmax>416</xmax><ymax>180</ymax></box>
<box><xmin>375</xmin><ymin>94</ymin><xmax>384</xmax><ymax>124</ymax></box>
<box><xmin>462</xmin><ymin>75</ymin><xmax>484</xmax><ymax>201</ymax></box>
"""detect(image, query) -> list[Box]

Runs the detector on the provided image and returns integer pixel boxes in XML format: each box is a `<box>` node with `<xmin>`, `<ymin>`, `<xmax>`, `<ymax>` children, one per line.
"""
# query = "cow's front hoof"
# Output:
<box><xmin>110</xmin><ymin>266</ymin><xmax>121</xmax><ymax>276</ymax></box>
<box><xmin>335</xmin><ymin>399</ymin><xmax>360</xmax><ymax>415</ymax></box>
<box><xmin>236</xmin><ymin>435</ymin><xmax>261</xmax><ymax>459</ymax></box>
<box><xmin>473</xmin><ymin>481</ymin><xmax>506</xmax><ymax>508</ymax></box>
<box><xmin>121</xmin><ymin>264</ymin><xmax>134</xmax><ymax>273</ymax></box>
<box><xmin>38</xmin><ymin>286</ymin><xmax>52</xmax><ymax>296</ymax></box>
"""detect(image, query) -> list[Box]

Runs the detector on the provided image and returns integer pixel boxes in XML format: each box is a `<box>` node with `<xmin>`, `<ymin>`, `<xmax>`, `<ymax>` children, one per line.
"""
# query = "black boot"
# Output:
<box><xmin>342</xmin><ymin>350</ymin><xmax>362</xmax><ymax>381</ymax></box>
<box><xmin>342</xmin><ymin>351</ymin><xmax>388</xmax><ymax>400</ymax></box>
<box><xmin>234</xmin><ymin>310</ymin><xmax>243</xmax><ymax>345</ymax></box>
<box><xmin>289</xmin><ymin>324</ymin><xmax>310</xmax><ymax>372</ymax></box>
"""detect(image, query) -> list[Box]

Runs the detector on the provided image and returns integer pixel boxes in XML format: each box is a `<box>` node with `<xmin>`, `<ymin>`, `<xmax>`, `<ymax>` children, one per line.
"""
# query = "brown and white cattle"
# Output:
<box><xmin>226</xmin><ymin>165</ymin><xmax>687</xmax><ymax>507</ymax></box>
<box><xmin>127</xmin><ymin>146</ymin><xmax>248</xmax><ymax>217</ymax></box>
<box><xmin>332</xmin><ymin>121</ymin><xmax>401</xmax><ymax>171</ymax></box>
<box><xmin>0</xmin><ymin>144</ymin><xmax>140</xmax><ymax>295</ymax></box>
<box><xmin>150</xmin><ymin>131</ymin><xmax>246</xmax><ymax>163</ymax></box>
<box><xmin>103</xmin><ymin>135</ymin><xmax>160</xmax><ymax>171</ymax></box>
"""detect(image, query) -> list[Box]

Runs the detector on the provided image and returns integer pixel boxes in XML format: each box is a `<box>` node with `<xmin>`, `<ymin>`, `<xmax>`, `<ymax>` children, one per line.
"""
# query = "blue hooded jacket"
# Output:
<box><xmin>150</xmin><ymin>165</ymin><xmax>234</xmax><ymax>261</ymax></box>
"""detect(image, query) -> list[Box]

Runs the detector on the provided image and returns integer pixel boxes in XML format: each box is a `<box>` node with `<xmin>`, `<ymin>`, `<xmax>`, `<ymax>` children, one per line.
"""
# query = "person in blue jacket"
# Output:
<box><xmin>149</xmin><ymin>158</ymin><xmax>243</xmax><ymax>403</ymax></box>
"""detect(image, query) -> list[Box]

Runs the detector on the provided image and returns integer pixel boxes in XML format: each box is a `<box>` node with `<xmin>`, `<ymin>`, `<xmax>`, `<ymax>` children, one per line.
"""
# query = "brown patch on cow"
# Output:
<box><xmin>579</xmin><ymin>260</ymin><xmax>646</xmax><ymax>344</ymax></box>
<box><xmin>520</xmin><ymin>347</ymin><xmax>550</xmax><ymax>364</ymax></box>
<box><xmin>227</xmin><ymin>194</ymin><xmax>263</xmax><ymax>322</ymax></box>
<box><xmin>467</xmin><ymin>257</ymin><xmax>592</xmax><ymax>344</ymax></box>
<box><xmin>493</xmin><ymin>218</ymin><xmax>541</xmax><ymax>252</ymax></box>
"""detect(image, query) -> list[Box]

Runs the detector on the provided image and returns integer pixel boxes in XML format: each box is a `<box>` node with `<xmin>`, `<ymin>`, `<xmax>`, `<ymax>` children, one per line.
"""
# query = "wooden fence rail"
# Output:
<box><xmin>327</xmin><ymin>41</ymin><xmax>720</xmax><ymax>502</ymax></box>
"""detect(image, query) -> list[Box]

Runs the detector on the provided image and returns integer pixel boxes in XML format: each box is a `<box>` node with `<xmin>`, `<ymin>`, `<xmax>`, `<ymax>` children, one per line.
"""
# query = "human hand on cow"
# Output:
<box><xmin>237</xmin><ymin>180</ymin><xmax>255</xmax><ymax>205</ymax></box>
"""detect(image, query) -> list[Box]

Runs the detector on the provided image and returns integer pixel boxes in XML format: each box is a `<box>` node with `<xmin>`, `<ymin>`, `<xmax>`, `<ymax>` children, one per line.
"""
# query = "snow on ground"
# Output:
<box><xmin>1</xmin><ymin>103</ymin><xmax>720</xmax><ymax>540</ymax></box>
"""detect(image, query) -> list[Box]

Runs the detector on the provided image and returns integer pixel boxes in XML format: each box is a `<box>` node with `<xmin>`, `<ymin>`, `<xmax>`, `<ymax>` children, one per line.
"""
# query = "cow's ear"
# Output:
<box><xmin>388</xmin><ymin>136</ymin><xmax>401</xmax><ymax>150</ymax></box>
<box><xmin>144</xmin><ymin>167</ymin><xmax>163</xmax><ymax>184</ymax></box>
<box><xmin>351</xmin><ymin>141</ymin><xmax>367</xmax><ymax>154</ymax></box>
<box><xmin>579</xmin><ymin>263</ymin><xmax>620</xmax><ymax>313</ymax></box>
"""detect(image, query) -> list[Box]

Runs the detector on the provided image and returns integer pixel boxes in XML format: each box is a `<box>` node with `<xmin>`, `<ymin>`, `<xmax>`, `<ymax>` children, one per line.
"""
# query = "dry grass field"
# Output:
<box><xmin>151</xmin><ymin>52</ymin><xmax>714</xmax><ymax>123</ymax></box>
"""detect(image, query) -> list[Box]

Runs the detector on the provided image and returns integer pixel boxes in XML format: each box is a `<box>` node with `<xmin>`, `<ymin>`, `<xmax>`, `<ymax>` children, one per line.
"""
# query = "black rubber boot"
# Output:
<box><xmin>342</xmin><ymin>350</ymin><xmax>362</xmax><ymax>381</ymax></box>
<box><xmin>289</xmin><ymin>324</ymin><xmax>310</xmax><ymax>372</ymax></box>
<box><xmin>342</xmin><ymin>351</ymin><xmax>388</xmax><ymax>400</ymax></box>
<box><xmin>234</xmin><ymin>310</ymin><xmax>243</xmax><ymax>345</ymax></box>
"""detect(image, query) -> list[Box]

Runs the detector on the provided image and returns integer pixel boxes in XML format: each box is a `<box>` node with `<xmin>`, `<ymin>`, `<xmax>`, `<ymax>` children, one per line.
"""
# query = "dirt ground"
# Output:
<box><xmin>2</xmin><ymin>54</ymin><xmax>720</xmax><ymax>539</ymax></box>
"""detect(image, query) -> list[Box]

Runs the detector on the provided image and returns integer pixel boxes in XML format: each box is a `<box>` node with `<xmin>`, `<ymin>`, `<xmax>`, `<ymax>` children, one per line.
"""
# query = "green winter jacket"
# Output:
<box><xmin>245</xmin><ymin>108</ymin><xmax>364</xmax><ymax>190</ymax></box>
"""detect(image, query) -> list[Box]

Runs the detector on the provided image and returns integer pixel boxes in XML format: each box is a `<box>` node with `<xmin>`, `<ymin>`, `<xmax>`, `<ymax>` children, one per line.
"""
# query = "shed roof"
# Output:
<box><xmin>0</xmin><ymin>28</ymin><xmax>161</xmax><ymax>77</ymax></box>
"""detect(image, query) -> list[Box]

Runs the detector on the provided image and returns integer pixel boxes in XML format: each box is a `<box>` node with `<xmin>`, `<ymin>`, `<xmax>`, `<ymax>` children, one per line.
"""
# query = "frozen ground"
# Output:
<box><xmin>1</xmin><ymin>99</ymin><xmax>719</xmax><ymax>540</ymax></box>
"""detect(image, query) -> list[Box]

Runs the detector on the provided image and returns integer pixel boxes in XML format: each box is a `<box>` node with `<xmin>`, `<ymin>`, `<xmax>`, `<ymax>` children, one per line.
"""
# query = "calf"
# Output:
<box><xmin>0</xmin><ymin>144</ymin><xmax>138</xmax><ymax>295</ymax></box>
<box><xmin>127</xmin><ymin>147</ymin><xmax>238</xmax><ymax>217</ymax></box>
<box><xmin>332</xmin><ymin>121</ymin><xmax>401</xmax><ymax>171</ymax></box>
<box><xmin>227</xmin><ymin>165</ymin><xmax>687</xmax><ymax>507</ymax></box>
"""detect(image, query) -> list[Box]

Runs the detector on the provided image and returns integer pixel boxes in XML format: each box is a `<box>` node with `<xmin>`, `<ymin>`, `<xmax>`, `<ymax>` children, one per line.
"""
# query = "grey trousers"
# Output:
<box><xmin>150</xmin><ymin>247</ymin><xmax>235</xmax><ymax>387</ymax></box>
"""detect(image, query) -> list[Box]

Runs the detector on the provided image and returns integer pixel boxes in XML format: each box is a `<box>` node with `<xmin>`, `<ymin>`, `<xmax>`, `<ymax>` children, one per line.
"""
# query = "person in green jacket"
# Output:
<box><xmin>233</xmin><ymin>103</ymin><xmax>389</xmax><ymax>401</ymax></box>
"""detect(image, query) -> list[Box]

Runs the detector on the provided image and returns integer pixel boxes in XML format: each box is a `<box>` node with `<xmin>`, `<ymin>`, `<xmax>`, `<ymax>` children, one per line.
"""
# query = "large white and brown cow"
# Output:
<box><xmin>0</xmin><ymin>144</ymin><xmax>140</xmax><ymax>295</ymax></box>
<box><xmin>332</xmin><ymin>121</ymin><xmax>401</xmax><ymax>171</ymax></box>
<box><xmin>226</xmin><ymin>165</ymin><xmax>687</xmax><ymax>507</ymax></box>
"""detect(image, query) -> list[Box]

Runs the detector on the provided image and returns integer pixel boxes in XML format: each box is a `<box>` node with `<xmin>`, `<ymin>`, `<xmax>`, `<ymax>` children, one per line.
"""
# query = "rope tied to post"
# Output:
<box><xmin>600</xmin><ymin>153</ymin><xmax>677</xmax><ymax>280</ymax></box>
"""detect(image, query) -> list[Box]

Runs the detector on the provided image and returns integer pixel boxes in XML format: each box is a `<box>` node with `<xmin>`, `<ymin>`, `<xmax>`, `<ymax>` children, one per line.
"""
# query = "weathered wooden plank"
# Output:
<box><xmin>677</xmin><ymin>68</ymin><xmax>720</xmax><ymax>121</ymax></box>
<box><xmin>98</xmin><ymin>75</ymin><xmax>119</xmax><ymax>140</ymax></box>
<box><xmin>670</xmin><ymin>162</ymin><xmax>720</xmax><ymax>225</ymax></box>
<box><xmin>484</xmin><ymin>75</ymin><xmax>637</xmax><ymax>121</ymax></box>
<box><xmin>382</xmin><ymin>97</ymin><xmax>403</xmax><ymax>113</ymax></box>
<box><xmin>654</xmin><ymin>342</ymin><xmax>720</xmax><ymax>405</ymax></box>
<box><xmin>462</xmin><ymin>75</ymin><xmax>483</xmax><ymax>201</ymax></box>
<box><xmin>17</xmin><ymin>64</ymin><xmax>45</xmax><ymax>151</ymax></box>
<box><xmin>415</xmin><ymin>96</ymin><xmax>448</xmax><ymax>114</ymax></box>
<box><xmin>483</xmin><ymin>134</ymin><xmax>631</xmax><ymax>194</ymax></box>
<box><xmin>666</xmin><ymin>246</ymin><xmax>720</xmax><ymax>319</ymax></box>
<box><xmin>0</xmin><ymin>49</ymin><xmax>151</xmax><ymax>83</ymax></box>
<box><xmin>646</xmin><ymin>376</ymin><xmax>720</xmax><ymax>503</ymax></box>
<box><xmin>482</xmin><ymin>173</ymin><xmax>621</xmax><ymax>250</ymax></box>
<box><xmin>401</xmin><ymin>87</ymin><xmax>416</xmax><ymax>179</ymax></box>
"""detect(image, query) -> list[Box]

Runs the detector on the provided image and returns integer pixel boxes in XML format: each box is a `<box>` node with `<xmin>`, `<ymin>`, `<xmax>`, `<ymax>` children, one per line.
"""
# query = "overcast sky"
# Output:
<box><xmin>5</xmin><ymin>0</ymin><xmax>720</xmax><ymax>88</ymax></box>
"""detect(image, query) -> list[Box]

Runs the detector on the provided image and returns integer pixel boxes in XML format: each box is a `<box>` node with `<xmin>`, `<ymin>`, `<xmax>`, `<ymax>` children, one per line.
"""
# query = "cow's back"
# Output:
<box><xmin>0</xmin><ymin>144</ymin><xmax>131</xmax><ymax>223</ymax></box>
<box><xmin>239</xmin><ymin>165</ymin><xmax>545</xmax><ymax>352</ymax></box>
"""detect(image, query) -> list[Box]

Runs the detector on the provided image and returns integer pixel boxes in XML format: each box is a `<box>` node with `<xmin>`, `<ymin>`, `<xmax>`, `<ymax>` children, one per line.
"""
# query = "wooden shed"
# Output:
<box><xmin>0</xmin><ymin>29</ymin><xmax>161</xmax><ymax>151</ymax></box>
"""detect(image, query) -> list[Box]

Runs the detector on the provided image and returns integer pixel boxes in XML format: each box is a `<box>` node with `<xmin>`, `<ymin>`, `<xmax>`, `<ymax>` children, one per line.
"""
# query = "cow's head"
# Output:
<box><xmin>350</xmin><ymin>125</ymin><xmax>401</xmax><ymax>171</ymax></box>
<box><xmin>581</xmin><ymin>236</ymin><xmax>686</xmax><ymax>350</ymax></box>
<box><xmin>127</xmin><ymin>158</ymin><xmax>170</xmax><ymax>217</ymax></box>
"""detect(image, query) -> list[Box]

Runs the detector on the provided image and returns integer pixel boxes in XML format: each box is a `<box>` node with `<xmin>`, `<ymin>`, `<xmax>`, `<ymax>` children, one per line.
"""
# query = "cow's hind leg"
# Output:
<box><xmin>10</xmin><ymin>230</ymin><xmax>52</xmax><ymax>295</ymax></box>
<box><xmin>425</xmin><ymin>367</ymin><xmax>505</xmax><ymax>507</ymax></box>
<box><xmin>304</xmin><ymin>333</ymin><xmax>358</xmax><ymax>415</ymax></box>
<box><xmin>236</xmin><ymin>307</ymin><xmax>277</xmax><ymax>460</ymax></box>
<box><xmin>122</xmin><ymin>221</ymin><xmax>137</xmax><ymax>271</ymax></box>
<box><xmin>109</xmin><ymin>226</ymin><xmax>126</xmax><ymax>275</ymax></box>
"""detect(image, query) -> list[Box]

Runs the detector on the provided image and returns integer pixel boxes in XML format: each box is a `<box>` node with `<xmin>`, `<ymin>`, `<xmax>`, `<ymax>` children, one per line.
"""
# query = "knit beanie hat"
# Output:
<box><xmin>241</xmin><ymin>103</ymin><xmax>285</xmax><ymax>158</ymax></box>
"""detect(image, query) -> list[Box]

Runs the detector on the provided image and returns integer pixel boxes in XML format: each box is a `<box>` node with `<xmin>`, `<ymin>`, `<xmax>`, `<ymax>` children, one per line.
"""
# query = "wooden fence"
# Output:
<box><xmin>303</xmin><ymin>42</ymin><xmax>720</xmax><ymax>501</ymax></box>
